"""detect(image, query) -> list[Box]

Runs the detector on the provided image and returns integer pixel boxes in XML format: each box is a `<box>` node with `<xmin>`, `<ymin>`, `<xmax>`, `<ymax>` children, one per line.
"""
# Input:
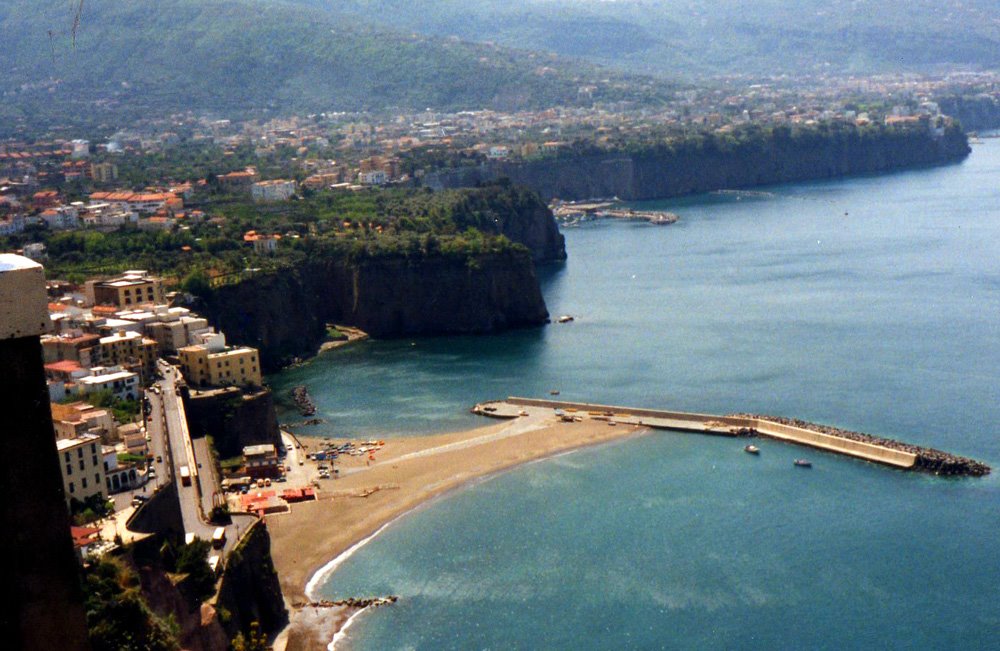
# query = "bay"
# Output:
<box><xmin>274</xmin><ymin>141</ymin><xmax>1000</xmax><ymax>649</ymax></box>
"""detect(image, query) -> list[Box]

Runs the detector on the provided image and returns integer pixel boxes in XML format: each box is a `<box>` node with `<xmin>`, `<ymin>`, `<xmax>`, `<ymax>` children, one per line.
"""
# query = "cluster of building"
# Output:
<box><xmin>40</xmin><ymin>270</ymin><xmax>263</xmax><ymax>509</ymax></box>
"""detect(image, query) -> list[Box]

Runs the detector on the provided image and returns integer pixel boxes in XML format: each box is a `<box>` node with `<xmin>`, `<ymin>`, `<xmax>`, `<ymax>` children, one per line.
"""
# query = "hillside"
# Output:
<box><xmin>301</xmin><ymin>0</ymin><xmax>1000</xmax><ymax>78</ymax></box>
<box><xmin>0</xmin><ymin>0</ymin><xmax>670</xmax><ymax>132</ymax></box>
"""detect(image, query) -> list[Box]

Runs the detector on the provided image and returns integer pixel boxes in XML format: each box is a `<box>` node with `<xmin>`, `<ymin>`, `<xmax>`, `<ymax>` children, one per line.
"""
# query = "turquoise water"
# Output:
<box><xmin>275</xmin><ymin>141</ymin><xmax>1000</xmax><ymax>649</ymax></box>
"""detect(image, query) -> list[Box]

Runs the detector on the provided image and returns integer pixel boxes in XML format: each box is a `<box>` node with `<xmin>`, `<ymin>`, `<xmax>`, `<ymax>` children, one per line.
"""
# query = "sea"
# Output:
<box><xmin>270</xmin><ymin>139</ymin><xmax>1000</xmax><ymax>650</ymax></box>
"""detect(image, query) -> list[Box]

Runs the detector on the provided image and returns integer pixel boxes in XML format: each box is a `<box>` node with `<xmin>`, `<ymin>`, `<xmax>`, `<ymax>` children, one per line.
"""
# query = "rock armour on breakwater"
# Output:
<box><xmin>298</xmin><ymin>596</ymin><xmax>398</xmax><ymax>609</ymax></box>
<box><xmin>731</xmin><ymin>414</ymin><xmax>991</xmax><ymax>477</ymax></box>
<box><xmin>291</xmin><ymin>385</ymin><xmax>317</xmax><ymax>417</ymax></box>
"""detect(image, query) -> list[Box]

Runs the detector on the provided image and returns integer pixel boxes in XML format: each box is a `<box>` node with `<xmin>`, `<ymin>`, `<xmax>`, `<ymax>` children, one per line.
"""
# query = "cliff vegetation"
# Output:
<box><xmin>424</xmin><ymin>120</ymin><xmax>971</xmax><ymax>201</ymax></box>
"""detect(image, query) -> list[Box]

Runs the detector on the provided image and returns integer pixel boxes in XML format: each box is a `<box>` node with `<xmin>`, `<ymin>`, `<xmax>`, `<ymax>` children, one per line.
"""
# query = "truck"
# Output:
<box><xmin>179</xmin><ymin>465</ymin><xmax>191</xmax><ymax>486</ymax></box>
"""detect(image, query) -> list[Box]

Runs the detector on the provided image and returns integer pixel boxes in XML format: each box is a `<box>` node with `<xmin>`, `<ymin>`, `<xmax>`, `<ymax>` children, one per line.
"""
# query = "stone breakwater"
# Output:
<box><xmin>297</xmin><ymin>596</ymin><xmax>398</xmax><ymax>609</ymax></box>
<box><xmin>731</xmin><ymin>414</ymin><xmax>991</xmax><ymax>477</ymax></box>
<box><xmin>291</xmin><ymin>385</ymin><xmax>317</xmax><ymax>417</ymax></box>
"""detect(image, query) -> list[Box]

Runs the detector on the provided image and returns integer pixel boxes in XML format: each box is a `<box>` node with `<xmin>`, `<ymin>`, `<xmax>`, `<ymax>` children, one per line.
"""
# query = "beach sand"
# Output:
<box><xmin>269</xmin><ymin>407</ymin><xmax>646</xmax><ymax>650</ymax></box>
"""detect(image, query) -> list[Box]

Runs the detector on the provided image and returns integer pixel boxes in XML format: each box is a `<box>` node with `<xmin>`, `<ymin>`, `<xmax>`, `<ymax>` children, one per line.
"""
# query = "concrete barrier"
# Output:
<box><xmin>754</xmin><ymin>420</ymin><xmax>916</xmax><ymax>468</ymax></box>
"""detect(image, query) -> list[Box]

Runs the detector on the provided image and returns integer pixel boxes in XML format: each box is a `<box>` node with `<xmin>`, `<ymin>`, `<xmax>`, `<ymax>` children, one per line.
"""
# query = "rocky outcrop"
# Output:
<box><xmin>139</xmin><ymin>565</ymin><xmax>229</xmax><ymax>651</ymax></box>
<box><xmin>425</xmin><ymin>124</ymin><xmax>971</xmax><ymax>201</ymax></box>
<box><xmin>215</xmin><ymin>521</ymin><xmax>288</xmax><ymax>641</ymax></box>
<box><xmin>203</xmin><ymin>248</ymin><xmax>549</xmax><ymax>371</ymax></box>
<box><xmin>182</xmin><ymin>387</ymin><xmax>281</xmax><ymax>459</ymax></box>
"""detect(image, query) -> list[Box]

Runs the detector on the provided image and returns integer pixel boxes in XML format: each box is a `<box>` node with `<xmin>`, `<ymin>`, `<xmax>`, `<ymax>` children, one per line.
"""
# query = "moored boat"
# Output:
<box><xmin>744</xmin><ymin>444</ymin><xmax>760</xmax><ymax>455</ymax></box>
<box><xmin>794</xmin><ymin>459</ymin><xmax>812</xmax><ymax>468</ymax></box>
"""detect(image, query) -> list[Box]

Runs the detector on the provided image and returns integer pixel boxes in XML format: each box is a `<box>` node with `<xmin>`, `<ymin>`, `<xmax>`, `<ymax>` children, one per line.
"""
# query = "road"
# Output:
<box><xmin>126</xmin><ymin>360</ymin><xmax>256</xmax><ymax>560</ymax></box>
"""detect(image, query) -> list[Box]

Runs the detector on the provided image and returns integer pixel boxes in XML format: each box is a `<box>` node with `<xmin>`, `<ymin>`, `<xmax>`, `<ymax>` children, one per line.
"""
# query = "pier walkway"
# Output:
<box><xmin>484</xmin><ymin>398</ymin><xmax>932</xmax><ymax>470</ymax></box>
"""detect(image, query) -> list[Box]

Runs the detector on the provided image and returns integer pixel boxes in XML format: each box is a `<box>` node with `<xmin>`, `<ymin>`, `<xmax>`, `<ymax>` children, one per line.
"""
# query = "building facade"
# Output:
<box><xmin>56</xmin><ymin>434</ymin><xmax>106</xmax><ymax>506</ymax></box>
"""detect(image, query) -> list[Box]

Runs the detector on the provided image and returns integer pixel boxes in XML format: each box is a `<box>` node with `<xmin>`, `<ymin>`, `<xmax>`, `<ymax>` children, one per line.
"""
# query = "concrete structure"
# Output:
<box><xmin>358</xmin><ymin>169</ymin><xmax>388</xmax><ymax>185</ymax></box>
<box><xmin>77</xmin><ymin>366</ymin><xmax>140</xmax><ymax>401</ymax></box>
<box><xmin>0</xmin><ymin>254</ymin><xmax>90</xmax><ymax>650</ymax></box>
<box><xmin>251</xmin><ymin>179</ymin><xmax>296</xmax><ymax>201</ymax></box>
<box><xmin>51</xmin><ymin>401</ymin><xmax>116</xmax><ymax>441</ymax></box>
<box><xmin>89</xmin><ymin>161</ymin><xmax>119</xmax><ymax>183</ymax></box>
<box><xmin>504</xmin><ymin>397</ymin><xmax>919</xmax><ymax>469</ymax></box>
<box><xmin>56</xmin><ymin>433</ymin><xmax>107</xmax><ymax>505</ymax></box>
<box><xmin>146</xmin><ymin>311</ymin><xmax>211</xmax><ymax>354</ymax></box>
<box><xmin>86</xmin><ymin>270</ymin><xmax>164</xmax><ymax>308</ymax></box>
<box><xmin>178</xmin><ymin>334</ymin><xmax>262</xmax><ymax>388</ymax></box>
<box><xmin>94</xmin><ymin>330</ymin><xmax>157</xmax><ymax>380</ymax></box>
<box><xmin>243</xmin><ymin>444</ymin><xmax>280</xmax><ymax>479</ymax></box>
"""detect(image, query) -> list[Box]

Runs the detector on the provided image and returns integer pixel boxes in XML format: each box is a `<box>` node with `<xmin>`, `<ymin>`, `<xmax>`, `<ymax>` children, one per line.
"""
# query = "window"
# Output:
<box><xmin>95</xmin><ymin>473</ymin><xmax>100</xmax><ymax>485</ymax></box>
<box><xmin>78</xmin><ymin>448</ymin><xmax>83</xmax><ymax>458</ymax></box>
<box><xmin>92</xmin><ymin>455</ymin><xmax>98</xmax><ymax>466</ymax></box>
<box><xmin>79</xmin><ymin>460</ymin><xmax>85</xmax><ymax>471</ymax></box>
<box><xmin>90</xmin><ymin>443</ymin><xmax>96</xmax><ymax>453</ymax></box>
<box><xmin>82</xmin><ymin>477</ymin><xmax>87</xmax><ymax>488</ymax></box>
<box><xmin>64</xmin><ymin>451</ymin><xmax>70</xmax><ymax>462</ymax></box>
<box><xmin>66</xmin><ymin>464</ymin><xmax>72</xmax><ymax>476</ymax></box>
<box><xmin>69</xmin><ymin>482</ymin><xmax>75</xmax><ymax>494</ymax></box>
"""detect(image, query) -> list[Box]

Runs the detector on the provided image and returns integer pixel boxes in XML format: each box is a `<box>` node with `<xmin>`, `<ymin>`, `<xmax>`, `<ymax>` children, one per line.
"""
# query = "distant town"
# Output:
<box><xmin>3</xmin><ymin>71</ymin><xmax>1000</xmax><ymax>254</ymax></box>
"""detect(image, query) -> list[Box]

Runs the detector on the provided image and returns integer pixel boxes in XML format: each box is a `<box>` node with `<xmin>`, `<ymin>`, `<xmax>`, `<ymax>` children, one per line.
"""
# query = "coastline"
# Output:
<box><xmin>269</xmin><ymin>409</ymin><xmax>649</xmax><ymax>650</ymax></box>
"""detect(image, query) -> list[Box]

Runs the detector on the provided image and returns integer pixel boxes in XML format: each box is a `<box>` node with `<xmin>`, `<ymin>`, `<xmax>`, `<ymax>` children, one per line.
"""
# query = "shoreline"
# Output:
<box><xmin>269</xmin><ymin>409</ymin><xmax>649</xmax><ymax>650</ymax></box>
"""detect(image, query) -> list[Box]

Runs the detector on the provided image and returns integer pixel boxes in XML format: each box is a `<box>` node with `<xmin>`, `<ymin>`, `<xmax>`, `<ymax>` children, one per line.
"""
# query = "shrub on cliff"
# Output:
<box><xmin>84</xmin><ymin>557</ymin><xmax>180</xmax><ymax>651</ymax></box>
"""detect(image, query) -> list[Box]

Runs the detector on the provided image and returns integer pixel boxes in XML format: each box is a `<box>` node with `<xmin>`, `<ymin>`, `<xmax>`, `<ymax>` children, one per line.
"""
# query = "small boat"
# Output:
<box><xmin>744</xmin><ymin>445</ymin><xmax>760</xmax><ymax>455</ymax></box>
<box><xmin>794</xmin><ymin>459</ymin><xmax>812</xmax><ymax>468</ymax></box>
<box><xmin>549</xmin><ymin>390</ymin><xmax>560</xmax><ymax>395</ymax></box>
<box><xmin>557</xmin><ymin>315</ymin><xmax>575</xmax><ymax>323</ymax></box>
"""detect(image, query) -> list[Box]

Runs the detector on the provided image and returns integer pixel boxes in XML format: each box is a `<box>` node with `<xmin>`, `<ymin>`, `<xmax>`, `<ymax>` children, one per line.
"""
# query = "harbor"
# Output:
<box><xmin>550</xmin><ymin>200</ymin><xmax>679</xmax><ymax>225</ymax></box>
<box><xmin>473</xmin><ymin>398</ymin><xmax>990</xmax><ymax>476</ymax></box>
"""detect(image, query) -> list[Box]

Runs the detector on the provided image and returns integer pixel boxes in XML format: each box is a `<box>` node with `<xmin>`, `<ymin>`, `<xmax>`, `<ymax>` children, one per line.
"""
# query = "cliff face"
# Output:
<box><xmin>426</xmin><ymin>125</ymin><xmax>971</xmax><ymax>201</ymax></box>
<box><xmin>937</xmin><ymin>96</ymin><xmax>1000</xmax><ymax>132</ymax></box>
<box><xmin>203</xmin><ymin>248</ymin><xmax>549</xmax><ymax>371</ymax></box>
<box><xmin>215</xmin><ymin>521</ymin><xmax>288</xmax><ymax>640</ymax></box>
<box><xmin>183</xmin><ymin>388</ymin><xmax>282</xmax><ymax>459</ymax></box>
<box><xmin>495</xmin><ymin>196</ymin><xmax>566</xmax><ymax>263</ymax></box>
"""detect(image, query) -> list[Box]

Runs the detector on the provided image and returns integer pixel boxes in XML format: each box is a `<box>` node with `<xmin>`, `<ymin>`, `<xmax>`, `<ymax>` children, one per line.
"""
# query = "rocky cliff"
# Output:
<box><xmin>425</xmin><ymin>123</ymin><xmax>971</xmax><ymax>201</ymax></box>
<box><xmin>215</xmin><ymin>521</ymin><xmax>288</xmax><ymax>641</ymax></box>
<box><xmin>182</xmin><ymin>387</ymin><xmax>282</xmax><ymax>459</ymax></box>
<box><xmin>202</xmin><ymin>248</ymin><xmax>549</xmax><ymax>371</ymax></box>
<box><xmin>937</xmin><ymin>96</ymin><xmax>1000</xmax><ymax>132</ymax></box>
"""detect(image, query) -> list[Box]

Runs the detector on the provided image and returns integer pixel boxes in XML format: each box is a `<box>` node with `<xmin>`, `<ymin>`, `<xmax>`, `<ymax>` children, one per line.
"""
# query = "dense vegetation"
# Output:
<box><xmin>306</xmin><ymin>0</ymin><xmax>1000</xmax><ymax>78</ymax></box>
<box><xmin>0</xmin><ymin>0</ymin><xmax>671</xmax><ymax>135</ymax></box>
<box><xmin>8</xmin><ymin>183</ymin><xmax>544</xmax><ymax>282</ymax></box>
<box><xmin>84</xmin><ymin>557</ymin><xmax>180</xmax><ymax>651</ymax></box>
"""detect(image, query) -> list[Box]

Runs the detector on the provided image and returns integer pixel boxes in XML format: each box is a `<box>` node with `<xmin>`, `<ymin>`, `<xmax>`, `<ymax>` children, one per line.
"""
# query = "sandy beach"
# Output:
<box><xmin>268</xmin><ymin>406</ymin><xmax>647</xmax><ymax>650</ymax></box>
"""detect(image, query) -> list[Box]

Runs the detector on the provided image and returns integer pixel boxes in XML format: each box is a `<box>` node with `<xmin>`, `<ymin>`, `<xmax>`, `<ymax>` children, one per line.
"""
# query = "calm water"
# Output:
<box><xmin>274</xmin><ymin>141</ymin><xmax>1000</xmax><ymax>649</ymax></box>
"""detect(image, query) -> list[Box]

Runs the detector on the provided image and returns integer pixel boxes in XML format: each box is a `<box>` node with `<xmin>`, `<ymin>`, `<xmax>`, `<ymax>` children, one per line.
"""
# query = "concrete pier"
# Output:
<box><xmin>485</xmin><ymin>398</ymin><xmax>988</xmax><ymax>475</ymax></box>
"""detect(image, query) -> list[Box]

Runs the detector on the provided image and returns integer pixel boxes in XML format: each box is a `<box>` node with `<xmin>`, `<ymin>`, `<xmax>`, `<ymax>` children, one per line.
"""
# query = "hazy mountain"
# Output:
<box><xmin>0</xmin><ymin>0</ymin><xmax>671</xmax><ymax>130</ymax></box>
<box><xmin>295</xmin><ymin>0</ymin><xmax>1000</xmax><ymax>77</ymax></box>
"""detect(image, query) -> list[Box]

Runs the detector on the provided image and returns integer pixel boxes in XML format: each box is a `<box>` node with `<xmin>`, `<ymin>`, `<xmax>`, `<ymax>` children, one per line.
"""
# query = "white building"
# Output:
<box><xmin>0</xmin><ymin>215</ymin><xmax>25</xmax><ymax>236</ymax></box>
<box><xmin>251</xmin><ymin>179</ymin><xmax>296</xmax><ymax>201</ymax></box>
<box><xmin>22</xmin><ymin>243</ymin><xmax>46</xmax><ymax>261</ymax></box>
<box><xmin>487</xmin><ymin>145</ymin><xmax>510</xmax><ymax>160</ymax></box>
<box><xmin>358</xmin><ymin>170</ymin><xmax>387</xmax><ymax>186</ymax></box>
<box><xmin>57</xmin><ymin>434</ymin><xmax>107</xmax><ymax>505</ymax></box>
<box><xmin>77</xmin><ymin>366</ymin><xmax>140</xmax><ymax>401</ymax></box>
<box><xmin>41</xmin><ymin>206</ymin><xmax>81</xmax><ymax>230</ymax></box>
<box><xmin>71</xmin><ymin>139</ymin><xmax>91</xmax><ymax>159</ymax></box>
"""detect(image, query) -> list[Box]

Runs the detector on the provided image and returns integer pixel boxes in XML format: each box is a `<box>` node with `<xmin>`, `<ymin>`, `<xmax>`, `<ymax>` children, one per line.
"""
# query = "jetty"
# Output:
<box><xmin>473</xmin><ymin>398</ymin><xmax>990</xmax><ymax>477</ymax></box>
<box><xmin>550</xmin><ymin>201</ymin><xmax>678</xmax><ymax>225</ymax></box>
